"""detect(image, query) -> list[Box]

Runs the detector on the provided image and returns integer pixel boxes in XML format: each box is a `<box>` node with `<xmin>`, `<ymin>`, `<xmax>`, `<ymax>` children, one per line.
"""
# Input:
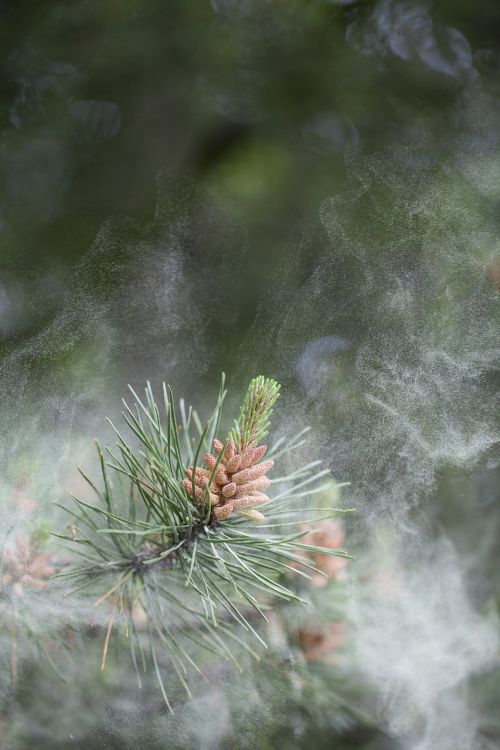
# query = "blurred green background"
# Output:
<box><xmin>1</xmin><ymin>0</ymin><xmax>498</xmax><ymax>360</ymax></box>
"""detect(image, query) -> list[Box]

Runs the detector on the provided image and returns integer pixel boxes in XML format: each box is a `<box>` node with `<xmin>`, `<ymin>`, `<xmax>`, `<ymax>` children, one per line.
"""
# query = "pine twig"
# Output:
<box><xmin>58</xmin><ymin>374</ymin><xmax>352</xmax><ymax>707</ymax></box>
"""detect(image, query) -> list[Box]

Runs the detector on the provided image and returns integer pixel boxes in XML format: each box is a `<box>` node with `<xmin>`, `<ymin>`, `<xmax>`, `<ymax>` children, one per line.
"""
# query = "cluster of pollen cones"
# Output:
<box><xmin>1</xmin><ymin>536</ymin><xmax>55</xmax><ymax>597</ymax></box>
<box><xmin>183</xmin><ymin>438</ymin><xmax>273</xmax><ymax>521</ymax></box>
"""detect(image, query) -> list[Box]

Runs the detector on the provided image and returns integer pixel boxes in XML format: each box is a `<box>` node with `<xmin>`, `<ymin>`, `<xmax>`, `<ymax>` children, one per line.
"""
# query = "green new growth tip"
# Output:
<box><xmin>230</xmin><ymin>376</ymin><xmax>281</xmax><ymax>451</ymax></box>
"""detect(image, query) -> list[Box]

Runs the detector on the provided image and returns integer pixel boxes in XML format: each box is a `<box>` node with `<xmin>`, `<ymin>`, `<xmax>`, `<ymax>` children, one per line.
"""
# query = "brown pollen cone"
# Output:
<box><xmin>299</xmin><ymin>621</ymin><xmax>346</xmax><ymax>662</ymax></box>
<box><xmin>1</xmin><ymin>536</ymin><xmax>56</xmax><ymax>597</ymax></box>
<box><xmin>292</xmin><ymin>520</ymin><xmax>347</xmax><ymax>588</ymax></box>
<box><xmin>184</xmin><ymin>439</ymin><xmax>273</xmax><ymax>521</ymax></box>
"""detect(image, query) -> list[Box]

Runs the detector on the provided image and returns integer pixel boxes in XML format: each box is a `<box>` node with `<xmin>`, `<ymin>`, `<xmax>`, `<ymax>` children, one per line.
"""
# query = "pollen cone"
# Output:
<box><xmin>185</xmin><ymin>439</ymin><xmax>273</xmax><ymax>521</ymax></box>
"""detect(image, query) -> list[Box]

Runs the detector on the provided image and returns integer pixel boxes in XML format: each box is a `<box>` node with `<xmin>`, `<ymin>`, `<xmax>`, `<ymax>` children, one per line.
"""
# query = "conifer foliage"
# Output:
<box><xmin>57</xmin><ymin>375</ymin><xmax>350</xmax><ymax>708</ymax></box>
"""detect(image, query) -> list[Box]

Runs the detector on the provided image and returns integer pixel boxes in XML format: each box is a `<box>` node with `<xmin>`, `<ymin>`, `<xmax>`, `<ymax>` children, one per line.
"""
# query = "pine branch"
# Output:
<box><xmin>57</xmin><ymin>374</ymin><xmax>352</xmax><ymax>709</ymax></box>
